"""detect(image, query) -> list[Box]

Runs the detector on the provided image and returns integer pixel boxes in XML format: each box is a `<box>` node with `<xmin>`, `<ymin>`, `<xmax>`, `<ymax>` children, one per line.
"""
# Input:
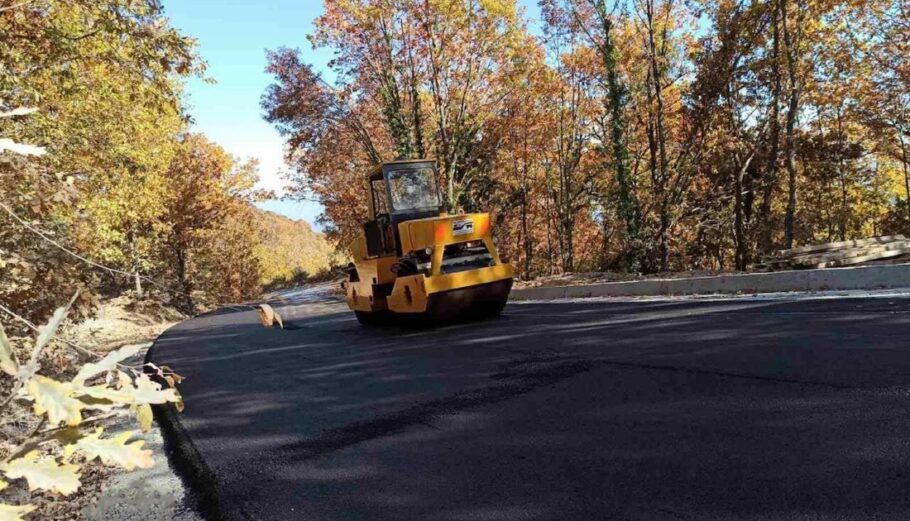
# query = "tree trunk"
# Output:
<box><xmin>899</xmin><ymin>132</ymin><xmax>910</xmax><ymax>219</ymax></box>
<box><xmin>594</xmin><ymin>0</ymin><xmax>642</xmax><ymax>271</ymax></box>
<box><xmin>174</xmin><ymin>246</ymin><xmax>195</xmax><ymax>312</ymax></box>
<box><xmin>134</xmin><ymin>271</ymin><xmax>143</xmax><ymax>299</ymax></box>
<box><xmin>521</xmin><ymin>195</ymin><xmax>533</xmax><ymax>281</ymax></box>
<box><xmin>758</xmin><ymin>0</ymin><xmax>782</xmax><ymax>254</ymax></box>
<box><xmin>447</xmin><ymin>164</ymin><xmax>456</xmax><ymax>211</ymax></box>
<box><xmin>561</xmin><ymin>213</ymin><xmax>575</xmax><ymax>273</ymax></box>
<box><xmin>835</xmin><ymin>109</ymin><xmax>847</xmax><ymax>241</ymax></box>
<box><xmin>645</xmin><ymin>0</ymin><xmax>671</xmax><ymax>271</ymax></box>
<box><xmin>376</xmin><ymin>15</ymin><xmax>412</xmax><ymax>158</ymax></box>
<box><xmin>544</xmin><ymin>186</ymin><xmax>556</xmax><ymax>275</ymax></box>
<box><xmin>520</xmin><ymin>185</ymin><xmax>531</xmax><ymax>278</ymax></box>
<box><xmin>780</xmin><ymin>0</ymin><xmax>800</xmax><ymax>250</ymax></box>
<box><xmin>734</xmin><ymin>152</ymin><xmax>755</xmax><ymax>270</ymax></box>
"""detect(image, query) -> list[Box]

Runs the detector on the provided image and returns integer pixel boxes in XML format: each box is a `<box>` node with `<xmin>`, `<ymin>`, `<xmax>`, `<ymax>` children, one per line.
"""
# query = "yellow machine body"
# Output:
<box><xmin>342</xmin><ymin>159</ymin><xmax>512</xmax><ymax>323</ymax></box>
<box><xmin>344</xmin><ymin>212</ymin><xmax>513</xmax><ymax>320</ymax></box>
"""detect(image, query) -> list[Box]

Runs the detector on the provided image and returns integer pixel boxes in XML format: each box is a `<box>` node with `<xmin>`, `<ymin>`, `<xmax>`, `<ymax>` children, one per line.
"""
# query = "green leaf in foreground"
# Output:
<box><xmin>73</xmin><ymin>343</ymin><xmax>145</xmax><ymax>384</ymax></box>
<box><xmin>65</xmin><ymin>428</ymin><xmax>153</xmax><ymax>471</ymax></box>
<box><xmin>0</xmin><ymin>323</ymin><xmax>17</xmax><ymax>377</ymax></box>
<box><xmin>0</xmin><ymin>503</ymin><xmax>36</xmax><ymax>521</ymax></box>
<box><xmin>26</xmin><ymin>376</ymin><xmax>83</xmax><ymax>427</ymax></box>
<box><xmin>3</xmin><ymin>451</ymin><xmax>80</xmax><ymax>496</ymax></box>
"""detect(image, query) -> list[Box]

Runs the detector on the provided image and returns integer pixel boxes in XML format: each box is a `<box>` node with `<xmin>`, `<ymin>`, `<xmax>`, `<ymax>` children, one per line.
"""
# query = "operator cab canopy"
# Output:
<box><xmin>368</xmin><ymin>159</ymin><xmax>442</xmax><ymax>224</ymax></box>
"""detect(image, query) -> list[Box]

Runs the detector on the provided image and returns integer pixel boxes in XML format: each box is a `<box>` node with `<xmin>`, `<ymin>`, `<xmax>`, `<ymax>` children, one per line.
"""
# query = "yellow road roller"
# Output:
<box><xmin>342</xmin><ymin>159</ymin><xmax>513</xmax><ymax>324</ymax></box>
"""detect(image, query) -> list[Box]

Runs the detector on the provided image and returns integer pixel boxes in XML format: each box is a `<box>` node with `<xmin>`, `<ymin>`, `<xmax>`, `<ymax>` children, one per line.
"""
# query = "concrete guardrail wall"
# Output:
<box><xmin>510</xmin><ymin>263</ymin><xmax>910</xmax><ymax>300</ymax></box>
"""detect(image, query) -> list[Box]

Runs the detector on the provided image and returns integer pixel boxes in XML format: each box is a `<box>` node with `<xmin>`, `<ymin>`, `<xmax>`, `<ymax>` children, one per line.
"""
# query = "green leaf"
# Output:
<box><xmin>19</xmin><ymin>294</ymin><xmax>78</xmax><ymax>381</ymax></box>
<box><xmin>64</xmin><ymin>428</ymin><xmax>153</xmax><ymax>471</ymax></box>
<box><xmin>26</xmin><ymin>376</ymin><xmax>83</xmax><ymax>427</ymax></box>
<box><xmin>73</xmin><ymin>343</ymin><xmax>144</xmax><ymax>384</ymax></box>
<box><xmin>77</xmin><ymin>385</ymin><xmax>135</xmax><ymax>406</ymax></box>
<box><xmin>0</xmin><ymin>503</ymin><xmax>36</xmax><ymax>521</ymax></box>
<box><xmin>135</xmin><ymin>403</ymin><xmax>153</xmax><ymax>432</ymax></box>
<box><xmin>0</xmin><ymin>323</ymin><xmax>17</xmax><ymax>377</ymax></box>
<box><xmin>34</xmin><ymin>301</ymin><xmax>71</xmax><ymax>354</ymax></box>
<box><xmin>3</xmin><ymin>451</ymin><xmax>80</xmax><ymax>496</ymax></box>
<box><xmin>128</xmin><ymin>374</ymin><xmax>179</xmax><ymax>405</ymax></box>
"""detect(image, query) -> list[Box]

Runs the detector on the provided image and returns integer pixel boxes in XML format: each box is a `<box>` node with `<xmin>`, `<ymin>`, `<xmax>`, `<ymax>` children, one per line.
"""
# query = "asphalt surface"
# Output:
<box><xmin>148</xmin><ymin>291</ymin><xmax>910</xmax><ymax>521</ymax></box>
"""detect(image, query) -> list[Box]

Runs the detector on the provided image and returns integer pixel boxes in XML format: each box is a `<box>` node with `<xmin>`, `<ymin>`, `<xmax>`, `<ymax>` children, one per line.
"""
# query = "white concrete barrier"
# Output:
<box><xmin>510</xmin><ymin>263</ymin><xmax>910</xmax><ymax>301</ymax></box>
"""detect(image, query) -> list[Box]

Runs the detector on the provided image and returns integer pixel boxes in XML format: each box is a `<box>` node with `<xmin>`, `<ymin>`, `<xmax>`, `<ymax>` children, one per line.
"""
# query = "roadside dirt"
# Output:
<box><xmin>65</xmin><ymin>296</ymin><xmax>186</xmax><ymax>353</ymax></box>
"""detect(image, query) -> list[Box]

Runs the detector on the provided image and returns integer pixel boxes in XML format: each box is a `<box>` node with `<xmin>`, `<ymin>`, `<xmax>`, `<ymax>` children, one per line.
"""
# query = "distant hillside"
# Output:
<box><xmin>253</xmin><ymin>208</ymin><xmax>343</xmax><ymax>286</ymax></box>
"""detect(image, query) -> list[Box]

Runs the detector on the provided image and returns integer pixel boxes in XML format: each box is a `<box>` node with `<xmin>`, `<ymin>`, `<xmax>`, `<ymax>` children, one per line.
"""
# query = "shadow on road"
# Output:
<box><xmin>150</xmin><ymin>296</ymin><xmax>910</xmax><ymax>520</ymax></box>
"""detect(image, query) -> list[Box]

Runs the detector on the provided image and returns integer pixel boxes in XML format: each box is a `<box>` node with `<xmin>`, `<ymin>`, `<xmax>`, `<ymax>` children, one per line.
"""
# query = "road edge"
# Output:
<box><xmin>145</xmin><ymin>331</ymin><xmax>229</xmax><ymax>521</ymax></box>
<box><xmin>510</xmin><ymin>263</ymin><xmax>910</xmax><ymax>301</ymax></box>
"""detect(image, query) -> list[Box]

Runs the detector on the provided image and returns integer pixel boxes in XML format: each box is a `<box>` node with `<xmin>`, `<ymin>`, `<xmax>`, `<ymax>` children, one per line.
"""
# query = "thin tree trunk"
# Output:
<box><xmin>644</xmin><ymin>0</ymin><xmax>671</xmax><ymax>270</ymax></box>
<box><xmin>134</xmin><ymin>271</ymin><xmax>143</xmax><ymax>299</ymax></box>
<box><xmin>520</xmin><ymin>141</ymin><xmax>533</xmax><ymax>279</ymax></box>
<box><xmin>562</xmin><ymin>215</ymin><xmax>575</xmax><ymax>273</ymax></box>
<box><xmin>174</xmin><ymin>246</ymin><xmax>194</xmax><ymax>312</ymax></box>
<box><xmin>559</xmin><ymin>160</ymin><xmax>576</xmax><ymax>273</ymax></box>
<box><xmin>544</xmin><ymin>184</ymin><xmax>556</xmax><ymax>275</ymax></box>
<box><xmin>779</xmin><ymin>0</ymin><xmax>800</xmax><ymax>249</ymax></box>
<box><xmin>598</xmin><ymin>0</ymin><xmax>642</xmax><ymax>270</ymax></box>
<box><xmin>899</xmin><ymin>132</ymin><xmax>910</xmax><ymax>218</ymax></box>
<box><xmin>835</xmin><ymin>109</ymin><xmax>847</xmax><ymax>241</ymax></box>
<box><xmin>759</xmin><ymin>0</ymin><xmax>782</xmax><ymax>254</ymax></box>
<box><xmin>520</xmin><ymin>185</ymin><xmax>531</xmax><ymax>278</ymax></box>
<box><xmin>734</xmin><ymin>152</ymin><xmax>755</xmax><ymax>270</ymax></box>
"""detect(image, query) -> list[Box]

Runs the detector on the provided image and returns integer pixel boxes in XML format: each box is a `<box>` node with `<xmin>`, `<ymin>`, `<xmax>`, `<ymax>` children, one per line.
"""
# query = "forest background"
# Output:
<box><xmin>1</xmin><ymin>0</ymin><xmax>340</xmax><ymax>326</ymax></box>
<box><xmin>3</xmin><ymin>0</ymin><xmax>910</xmax><ymax>326</ymax></box>
<box><xmin>263</xmin><ymin>0</ymin><xmax>910</xmax><ymax>279</ymax></box>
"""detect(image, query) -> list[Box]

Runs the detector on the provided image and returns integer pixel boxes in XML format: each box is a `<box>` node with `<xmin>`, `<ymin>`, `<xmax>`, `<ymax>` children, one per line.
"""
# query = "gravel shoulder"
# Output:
<box><xmin>81</xmin><ymin>343</ymin><xmax>203</xmax><ymax>521</ymax></box>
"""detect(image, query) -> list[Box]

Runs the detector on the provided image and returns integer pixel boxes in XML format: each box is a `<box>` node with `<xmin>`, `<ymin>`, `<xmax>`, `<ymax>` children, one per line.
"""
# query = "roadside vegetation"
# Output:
<box><xmin>263</xmin><ymin>0</ymin><xmax>910</xmax><ymax>279</ymax></box>
<box><xmin>0</xmin><ymin>2</ymin><xmax>336</xmax><ymax>518</ymax></box>
<box><xmin>1</xmin><ymin>0</ymin><xmax>338</xmax><ymax>326</ymax></box>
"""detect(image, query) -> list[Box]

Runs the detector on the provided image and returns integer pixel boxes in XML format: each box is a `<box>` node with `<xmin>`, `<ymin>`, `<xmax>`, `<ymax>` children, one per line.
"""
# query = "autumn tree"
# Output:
<box><xmin>537</xmin><ymin>3</ymin><xmax>601</xmax><ymax>272</ymax></box>
<box><xmin>264</xmin><ymin>0</ymin><xmax>540</xmax><ymax>249</ymax></box>
<box><xmin>262</xmin><ymin>0</ymin><xmax>910</xmax><ymax>277</ymax></box>
<box><xmin>157</xmin><ymin>134</ymin><xmax>265</xmax><ymax>309</ymax></box>
<box><xmin>584</xmin><ymin>0</ymin><xmax>645</xmax><ymax>270</ymax></box>
<box><xmin>2</xmin><ymin>0</ymin><xmax>331</xmax><ymax>322</ymax></box>
<box><xmin>0</xmin><ymin>0</ymin><xmax>201</xmax><ymax>321</ymax></box>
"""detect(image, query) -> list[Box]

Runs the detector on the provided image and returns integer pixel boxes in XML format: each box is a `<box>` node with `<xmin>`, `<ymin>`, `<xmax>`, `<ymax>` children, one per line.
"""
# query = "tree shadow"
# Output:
<box><xmin>149</xmin><ymin>296</ymin><xmax>910</xmax><ymax>520</ymax></box>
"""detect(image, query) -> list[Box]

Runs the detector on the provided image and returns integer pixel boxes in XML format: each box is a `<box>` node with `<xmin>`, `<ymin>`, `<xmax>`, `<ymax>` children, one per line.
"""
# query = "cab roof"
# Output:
<box><xmin>368</xmin><ymin>159</ymin><xmax>435</xmax><ymax>180</ymax></box>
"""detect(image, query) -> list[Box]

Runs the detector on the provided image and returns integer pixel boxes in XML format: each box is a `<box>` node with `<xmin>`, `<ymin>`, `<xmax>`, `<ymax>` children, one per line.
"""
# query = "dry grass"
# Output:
<box><xmin>64</xmin><ymin>296</ymin><xmax>186</xmax><ymax>353</ymax></box>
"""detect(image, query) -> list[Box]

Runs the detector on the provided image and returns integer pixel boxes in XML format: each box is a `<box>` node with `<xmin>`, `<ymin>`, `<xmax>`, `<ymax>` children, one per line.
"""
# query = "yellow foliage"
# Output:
<box><xmin>0</xmin><ymin>503</ymin><xmax>36</xmax><ymax>521</ymax></box>
<box><xmin>3</xmin><ymin>452</ymin><xmax>80</xmax><ymax>496</ymax></box>
<box><xmin>26</xmin><ymin>376</ymin><xmax>84</xmax><ymax>427</ymax></box>
<box><xmin>65</xmin><ymin>428</ymin><xmax>154</xmax><ymax>472</ymax></box>
<box><xmin>135</xmin><ymin>403</ymin><xmax>154</xmax><ymax>433</ymax></box>
<box><xmin>254</xmin><ymin>209</ymin><xmax>342</xmax><ymax>285</ymax></box>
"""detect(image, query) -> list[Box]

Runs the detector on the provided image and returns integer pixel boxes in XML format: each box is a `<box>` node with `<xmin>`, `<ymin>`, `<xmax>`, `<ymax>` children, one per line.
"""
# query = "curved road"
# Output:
<box><xmin>149</xmin><ymin>290</ymin><xmax>910</xmax><ymax>521</ymax></box>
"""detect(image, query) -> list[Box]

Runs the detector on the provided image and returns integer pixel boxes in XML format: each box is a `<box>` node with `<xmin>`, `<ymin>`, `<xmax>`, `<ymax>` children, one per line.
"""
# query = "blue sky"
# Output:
<box><xmin>162</xmin><ymin>1</ymin><xmax>542</xmax><ymax>230</ymax></box>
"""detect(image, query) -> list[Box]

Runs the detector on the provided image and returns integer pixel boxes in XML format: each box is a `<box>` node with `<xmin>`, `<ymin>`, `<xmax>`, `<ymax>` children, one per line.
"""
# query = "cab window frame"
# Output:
<box><xmin>384</xmin><ymin>165</ymin><xmax>442</xmax><ymax>215</ymax></box>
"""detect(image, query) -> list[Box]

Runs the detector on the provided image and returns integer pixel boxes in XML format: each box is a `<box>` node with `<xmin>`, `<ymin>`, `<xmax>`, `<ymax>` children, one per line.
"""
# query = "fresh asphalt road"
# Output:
<box><xmin>148</xmin><ymin>291</ymin><xmax>910</xmax><ymax>521</ymax></box>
